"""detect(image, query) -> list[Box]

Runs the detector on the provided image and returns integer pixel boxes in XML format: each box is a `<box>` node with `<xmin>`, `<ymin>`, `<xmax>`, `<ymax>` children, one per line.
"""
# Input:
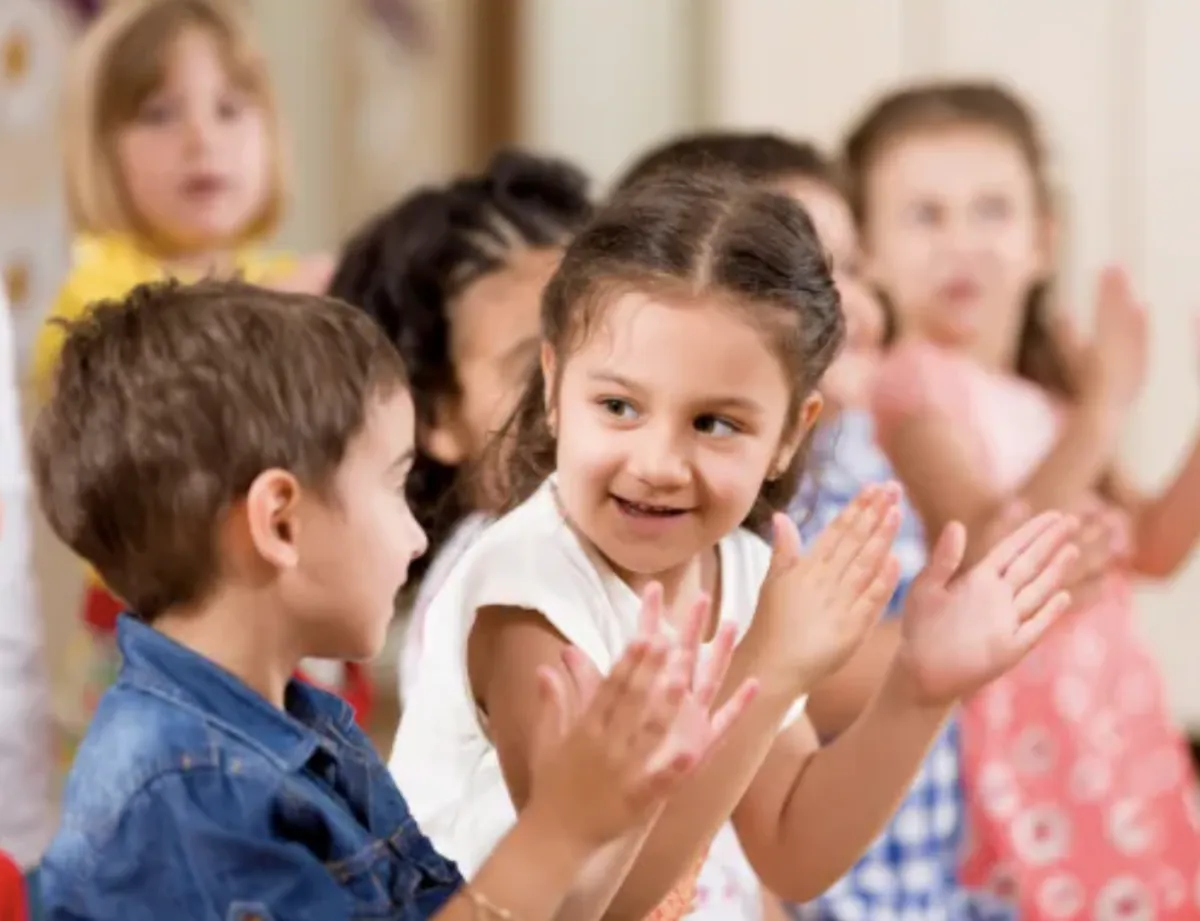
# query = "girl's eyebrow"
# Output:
<box><xmin>587</xmin><ymin>369</ymin><xmax>764</xmax><ymax>416</ymax></box>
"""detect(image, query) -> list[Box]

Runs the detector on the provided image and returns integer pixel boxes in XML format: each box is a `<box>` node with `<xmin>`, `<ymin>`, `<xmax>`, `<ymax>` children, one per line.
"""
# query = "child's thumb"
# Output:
<box><xmin>919</xmin><ymin>521</ymin><xmax>967</xmax><ymax>590</ymax></box>
<box><xmin>766</xmin><ymin>513</ymin><xmax>803</xmax><ymax>578</ymax></box>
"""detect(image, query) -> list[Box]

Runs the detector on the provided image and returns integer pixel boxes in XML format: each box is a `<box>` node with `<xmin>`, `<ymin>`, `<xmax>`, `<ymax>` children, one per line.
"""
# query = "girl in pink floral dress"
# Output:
<box><xmin>847</xmin><ymin>80</ymin><xmax>1200</xmax><ymax>919</ymax></box>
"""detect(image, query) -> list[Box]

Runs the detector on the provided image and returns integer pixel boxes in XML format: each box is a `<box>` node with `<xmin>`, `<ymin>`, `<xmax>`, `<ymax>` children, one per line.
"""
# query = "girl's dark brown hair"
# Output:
<box><xmin>497</xmin><ymin>168</ymin><xmax>845</xmax><ymax>531</ymax></box>
<box><xmin>329</xmin><ymin>149</ymin><xmax>592</xmax><ymax>580</ymax></box>
<box><xmin>615</xmin><ymin>131</ymin><xmax>843</xmax><ymax>195</ymax></box>
<box><xmin>843</xmin><ymin>80</ymin><xmax>1076</xmax><ymax>400</ymax></box>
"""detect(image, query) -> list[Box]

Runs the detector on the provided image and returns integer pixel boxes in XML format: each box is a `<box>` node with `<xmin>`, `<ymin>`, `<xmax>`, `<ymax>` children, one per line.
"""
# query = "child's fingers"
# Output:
<box><xmin>766</xmin><ymin>513</ymin><xmax>804</xmax><ymax>578</ymax></box>
<box><xmin>601</xmin><ymin>637</ymin><xmax>671</xmax><ymax>739</ymax></box>
<box><xmin>590</xmin><ymin>638</ymin><xmax>651</xmax><ymax>725</ymax></box>
<box><xmin>693</xmin><ymin>620</ymin><xmax>738</xmax><ymax>710</ymax></box>
<box><xmin>1013</xmin><ymin>544</ymin><xmax>1079</xmax><ymax>621</ymax></box>
<box><xmin>823</xmin><ymin>487</ymin><xmax>896</xmax><ymax>583</ymax></box>
<box><xmin>804</xmin><ymin>485</ymin><xmax>878</xmax><ymax>566</ymax></box>
<box><xmin>677</xmin><ymin>594</ymin><xmax>711</xmax><ymax>689</ymax></box>
<box><xmin>983</xmin><ymin>511</ymin><xmax>1066</xmax><ymax>574</ymax></box>
<box><xmin>1012</xmin><ymin>590</ymin><xmax>1072</xmax><ymax>653</ymax></box>
<box><xmin>561</xmin><ymin>646</ymin><xmax>602</xmax><ymax>708</ymax></box>
<box><xmin>1067</xmin><ymin>518</ymin><xmax>1113</xmax><ymax>585</ymax></box>
<box><xmin>836</xmin><ymin>504</ymin><xmax>901</xmax><ymax>598</ymax></box>
<box><xmin>919</xmin><ymin>521</ymin><xmax>968</xmax><ymax>591</ymax></box>
<box><xmin>631</xmin><ymin>748</ymin><xmax>698</xmax><ymax>812</ymax></box>
<box><xmin>625</xmin><ymin>665</ymin><xmax>691</xmax><ymax>769</ymax></box>
<box><xmin>1001</xmin><ymin>516</ymin><xmax>1078</xmax><ymax>593</ymax></box>
<box><xmin>846</xmin><ymin>555</ymin><xmax>901</xmax><ymax>629</ymax></box>
<box><xmin>637</xmin><ymin>582</ymin><xmax>665</xmax><ymax>639</ymax></box>
<box><xmin>705</xmin><ymin>677</ymin><xmax>760</xmax><ymax>746</ymax></box>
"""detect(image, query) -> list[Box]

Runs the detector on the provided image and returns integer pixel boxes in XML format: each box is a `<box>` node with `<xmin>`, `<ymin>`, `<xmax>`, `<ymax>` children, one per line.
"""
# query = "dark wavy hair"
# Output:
<box><xmin>328</xmin><ymin>149</ymin><xmax>593</xmax><ymax>578</ymax></box>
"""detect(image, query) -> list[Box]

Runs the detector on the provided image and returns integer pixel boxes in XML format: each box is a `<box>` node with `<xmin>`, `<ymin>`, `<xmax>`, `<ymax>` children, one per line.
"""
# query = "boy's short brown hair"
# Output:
<box><xmin>63</xmin><ymin>0</ymin><xmax>288</xmax><ymax>240</ymax></box>
<box><xmin>31</xmin><ymin>280</ymin><xmax>409</xmax><ymax>621</ymax></box>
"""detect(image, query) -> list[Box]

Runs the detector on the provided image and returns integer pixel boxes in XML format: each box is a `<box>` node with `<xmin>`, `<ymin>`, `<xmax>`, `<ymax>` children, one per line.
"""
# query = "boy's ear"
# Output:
<box><xmin>541</xmin><ymin>342</ymin><xmax>558</xmax><ymax>436</ymax></box>
<box><xmin>769</xmin><ymin>392</ymin><xmax>823</xmax><ymax>480</ymax></box>
<box><xmin>244</xmin><ymin>468</ymin><xmax>302</xmax><ymax>569</ymax></box>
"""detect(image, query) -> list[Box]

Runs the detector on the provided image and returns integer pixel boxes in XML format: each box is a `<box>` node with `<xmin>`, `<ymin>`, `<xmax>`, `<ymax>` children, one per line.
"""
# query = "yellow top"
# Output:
<box><xmin>33</xmin><ymin>233</ymin><xmax>297</xmax><ymax>593</ymax></box>
<box><xmin>32</xmin><ymin>232</ymin><xmax>296</xmax><ymax>395</ymax></box>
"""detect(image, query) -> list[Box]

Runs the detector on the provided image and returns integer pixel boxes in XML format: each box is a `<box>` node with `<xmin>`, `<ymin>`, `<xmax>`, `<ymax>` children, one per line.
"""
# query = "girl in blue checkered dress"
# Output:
<box><xmin>776</xmin><ymin>163</ymin><xmax>1017</xmax><ymax>921</ymax></box>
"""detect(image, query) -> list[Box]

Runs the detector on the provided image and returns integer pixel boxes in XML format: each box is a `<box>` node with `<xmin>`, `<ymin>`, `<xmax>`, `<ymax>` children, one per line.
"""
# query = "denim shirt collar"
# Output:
<box><xmin>115</xmin><ymin>614</ymin><xmax>356</xmax><ymax>772</ymax></box>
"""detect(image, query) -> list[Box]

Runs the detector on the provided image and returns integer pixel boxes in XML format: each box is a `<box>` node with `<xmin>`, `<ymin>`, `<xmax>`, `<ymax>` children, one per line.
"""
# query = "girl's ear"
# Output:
<box><xmin>420</xmin><ymin>395</ymin><xmax>468</xmax><ymax>466</ymax></box>
<box><xmin>770</xmin><ymin>392</ymin><xmax>824</xmax><ymax>480</ymax></box>
<box><xmin>540</xmin><ymin>342</ymin><xmax>558</xmax><ymax>435</ymax></box>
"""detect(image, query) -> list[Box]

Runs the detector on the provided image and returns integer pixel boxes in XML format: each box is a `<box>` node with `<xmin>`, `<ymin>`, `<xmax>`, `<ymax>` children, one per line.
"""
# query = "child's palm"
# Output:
<box><xmin>530</xmin><ymin>585</ymin><xmax>756</xmax><ymax>845</ymax></box>
<box><xmin>899</xmin><ymin>512</ymin><xmax>1078</xmax><ymax>704</ymax></box>
<box><xmin>753</xmin><ymin>485</ymin><xmax>903</xmax><ymax>687</ymax></box>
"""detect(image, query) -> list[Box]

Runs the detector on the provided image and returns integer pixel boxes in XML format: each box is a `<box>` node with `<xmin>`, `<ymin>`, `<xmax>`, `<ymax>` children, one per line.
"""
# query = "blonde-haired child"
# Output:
<box><xmin>35</xmin><ymin>0</ymin><xmax>347</xmax><ymax>734</ymax></box>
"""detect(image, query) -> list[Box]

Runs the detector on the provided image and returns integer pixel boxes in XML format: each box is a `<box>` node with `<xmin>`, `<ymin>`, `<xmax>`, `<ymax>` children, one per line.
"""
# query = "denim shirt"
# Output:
<box><xmin>39</xmin><ymin>616</ymin><xmax>463</xmax><ymax>921</ymax></box>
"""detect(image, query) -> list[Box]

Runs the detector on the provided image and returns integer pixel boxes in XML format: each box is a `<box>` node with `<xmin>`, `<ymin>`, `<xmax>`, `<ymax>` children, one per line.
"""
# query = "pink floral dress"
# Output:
<box><xmin>874</xmin><ymin>340</ymin><xmax>1200</xmax><ymax>921</ymax></box>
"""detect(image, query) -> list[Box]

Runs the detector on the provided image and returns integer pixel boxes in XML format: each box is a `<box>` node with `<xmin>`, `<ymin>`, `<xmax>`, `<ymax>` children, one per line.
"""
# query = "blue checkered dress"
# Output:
<box><xmin>786</xmin><ymin>410</ymin><xmax>1016</xmax><ymax>921</ymax></box>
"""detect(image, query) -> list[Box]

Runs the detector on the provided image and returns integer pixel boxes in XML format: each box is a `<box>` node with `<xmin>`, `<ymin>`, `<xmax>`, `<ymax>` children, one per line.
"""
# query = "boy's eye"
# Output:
<box><xmin>600</xmin><ymin>398</ymin><xmax>638</xmax><ymax>420</ymax></box>
<box><xmin>694</xmin><ymin>415</ymin><xmax>738</xmax><ymax>437</ymax></box>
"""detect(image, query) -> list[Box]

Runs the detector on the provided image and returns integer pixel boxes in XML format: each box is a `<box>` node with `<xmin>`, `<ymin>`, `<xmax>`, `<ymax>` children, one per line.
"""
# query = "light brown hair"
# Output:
<box><xmin>62</xmin><ymin>0</ymin><xmax>288</xmax><ymax>242</ymax></box>
<box><xmin>842</xmin><ymin>81</ymin><xmax>1072</xmax><ymax>396</ymax></box>
<box><xmin>498</xmin><ymin>168</ymin><xmax>845</xmax><ymax>530</ymax></box>
<box><xmin>31</xmin><ymin>279</ymin><xmax>409</xmax><ymax>621</ymax></box>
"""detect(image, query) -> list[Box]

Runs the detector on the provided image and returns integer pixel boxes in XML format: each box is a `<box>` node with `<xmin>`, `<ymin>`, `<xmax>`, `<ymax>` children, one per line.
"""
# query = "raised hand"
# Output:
<box><xmin>895</xmin><ymin>511</ymin><xmax>1078</xmax><ymax>704</ymax></box>
<box><xmin>526</xmin><ymin>584</ymin><xmax>758</xmax><ymax>847</ymax></box>
<box><xmin>1078</xmin><ymin>266</ymin><xmax>1148</xmax><ymax>414</ymax></box>
<box><xmin>750</xmin><ymin>483</ymin><xmax>903</xmax><ymax>690</ymax></box>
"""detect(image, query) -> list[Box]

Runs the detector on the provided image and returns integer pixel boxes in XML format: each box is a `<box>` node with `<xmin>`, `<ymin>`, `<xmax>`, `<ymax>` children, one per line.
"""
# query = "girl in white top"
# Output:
<box><xmin>0</xmin><ymin>289</ymin><xmax>55</xmax><ymax>867</ymax></box>
<box><xmin>334</xmin><ymin>152</ymin><xmax>790</xmax><ymax>920</ymax></box>
<box><xmin>392</xmin><ymin>169</ymin><xmax>1081</xmax><ymax>920</ymax></box>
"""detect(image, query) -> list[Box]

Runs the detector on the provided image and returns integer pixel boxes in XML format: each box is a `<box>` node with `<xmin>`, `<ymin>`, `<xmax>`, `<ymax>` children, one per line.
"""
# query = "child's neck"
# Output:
<box><xmin>611</xmin><ymin>545</ymin><xmax>722</xmax><ymax>641</ymax></box>
<box><xmin>155</xmin><ymin>586</ymin><xmax>299</xmax><ymax>709</ymax></box>
<box><xmin>159</xmin><ymin>249</ymin><xmax>237</xmax><ymax>279</ymax></box>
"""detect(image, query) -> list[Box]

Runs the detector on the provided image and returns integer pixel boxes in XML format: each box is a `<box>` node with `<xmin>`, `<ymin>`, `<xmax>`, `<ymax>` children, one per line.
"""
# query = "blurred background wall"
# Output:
<box><xmin>5</xmin><ymin>0</ymin><xmax>1200</xmax><ymax>729</ymax></box>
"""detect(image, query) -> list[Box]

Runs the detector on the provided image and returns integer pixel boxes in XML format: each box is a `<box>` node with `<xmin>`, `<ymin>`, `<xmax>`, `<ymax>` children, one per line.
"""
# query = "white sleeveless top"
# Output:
<box><xmin>390</xmin><ymin>479</ymin><xmax>806</xmax><ymax>918</ymax></box>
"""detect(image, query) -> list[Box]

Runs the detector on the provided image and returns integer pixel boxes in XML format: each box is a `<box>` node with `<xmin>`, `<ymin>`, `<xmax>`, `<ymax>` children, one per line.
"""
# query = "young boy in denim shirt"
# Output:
<box><xmin>31</xmin><ymin>279</ymin><xmax>748</xmax><ymax>921</ymax></box>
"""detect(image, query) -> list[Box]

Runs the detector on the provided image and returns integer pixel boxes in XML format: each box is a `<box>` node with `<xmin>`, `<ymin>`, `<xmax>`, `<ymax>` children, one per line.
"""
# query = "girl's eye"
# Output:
<box><xmin>694</xmin><ymin>415</ymin><xmax>738</xmax><ymax>437</ymax></box>
<box><xmin>137</xmin><ymin>100</ymin><xmax>174</xmax><ymax>125</ymax></box>
<box><xmin>906</xmin><ymin>201</ymin><xmax>940</xmax><ymax>226</ymax></box>
<box><xmin>975</xmin><ymin>195</ymin><xmax>1011</xmax><ymax>221</ymax></box>
<box><xmin>218</xmin><ymin>95</ymin><xmax>247</xmax><ymax>120</ymax></box>
<box><xmin>600</xmin><ymin>398</ymin><xmax>638</xmax><ymax>420</ymax></box>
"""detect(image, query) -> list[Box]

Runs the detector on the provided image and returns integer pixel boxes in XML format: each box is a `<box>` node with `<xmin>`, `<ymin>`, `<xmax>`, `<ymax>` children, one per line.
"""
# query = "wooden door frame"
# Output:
<box><xmin>468</xmin><ymin>0</ymin><xmax>522</xmax><ymax>166</ymax></box>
